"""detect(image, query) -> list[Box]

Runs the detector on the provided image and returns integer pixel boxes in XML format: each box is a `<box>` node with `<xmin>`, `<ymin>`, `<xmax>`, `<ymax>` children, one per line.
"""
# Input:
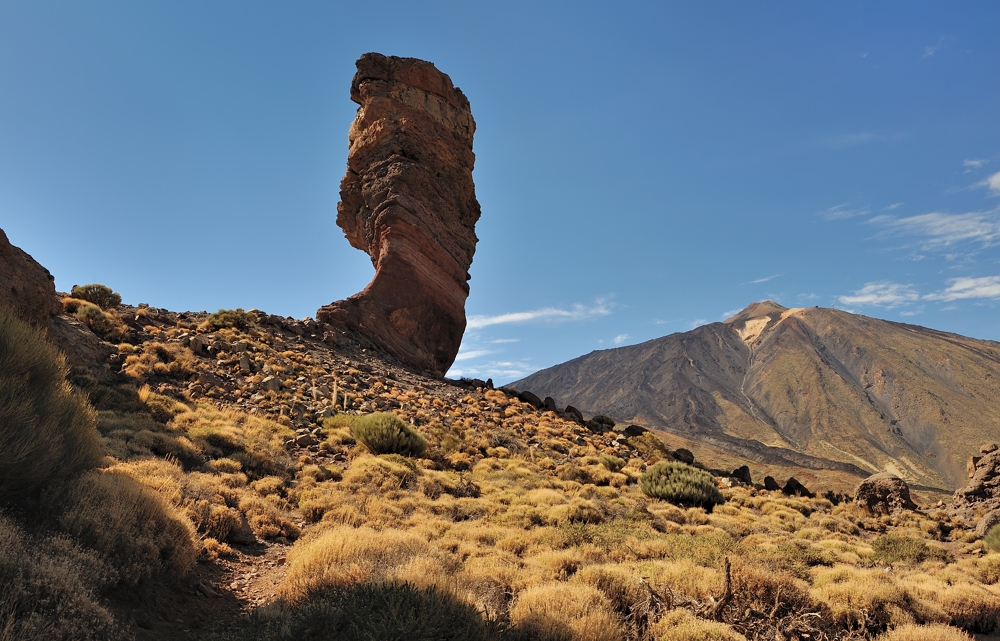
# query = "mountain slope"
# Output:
<box><xmin>512</xmin><ymin>302</ymin><xmax>1000</xmax><ymax>491</ymax></box>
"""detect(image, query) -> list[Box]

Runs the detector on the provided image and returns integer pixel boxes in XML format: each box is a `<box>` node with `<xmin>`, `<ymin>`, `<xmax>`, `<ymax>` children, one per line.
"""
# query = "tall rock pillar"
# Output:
<box><xmin>317</xmin><ymin>53</ymin><xmax>481</xmax><ymax>376</ymax></box>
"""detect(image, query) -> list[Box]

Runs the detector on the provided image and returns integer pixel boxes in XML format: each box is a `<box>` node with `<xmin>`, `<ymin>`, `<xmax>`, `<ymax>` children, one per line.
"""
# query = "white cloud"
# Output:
<box><xmin>978</xmin><ymin>171</ymin><xmax>1000</xmax><ymax>195</ymax></box>
<box><xmin>452</xmin><ymin>349</ymin><xmax>495</xmax><ymax>362</ymax></box>
<box><xmin>721</xmin><ymin>308</ymin><xmax>740</xmax><ymax>319</ymax></box>
<box><xmin>838</xmin><ymin>282</ymin><xmax>920</xmax><ymax>308</ymax></box>
<box><xmin>964</xmin><ymin>159</ymin><xmax>988</xmax><ymax>169</ymax></box>
<box><xmin>821</xmin><ymin>203</ymin><xmax>870</xmax><ymax>220</ymax></box>
<box><xmin>750</xmin><ymin>274</ymin><xmax>780</xmax><ymax>284</ymax></box>
<box><xmin>446</xmin><ymin>359</ymin><xmax>535</xmax><ymax>382</ymax></box>
<box><xmin>924</xmin><ymin>276</ymin><xmax>1000</xmax><ymax>301</ymax></box>
<box><xmin>613</xmin><ymin>333</ymin><xmax>629</xmax><ymax>345</ymax></box>
<box><xmin>921</xmin><ymin>36</ymin><xmax>952</xmax><ymax>59</ymax></box>
<box><xmin>489</xmin><ymin>338</ymin><xmax>519</xmax><ymax>344</ymax></box>
<box><xmin>883</xmin><ymin>202</ymin><xmax>904</xmax><ymax>211</ymax></box>
<box><xmin>466</xmin><ymin>299</ymin><xmax>612</xmax><ymax>329</ymax></box>
<box><xmin>871</xmin><ymin>209</ymin><xmax>1000</xmax><ymax>248</ymax></box>
<box><xmin>688</xmin><ymin>318</ymin><xmax>708</xmax><ymax>329</ymax></box>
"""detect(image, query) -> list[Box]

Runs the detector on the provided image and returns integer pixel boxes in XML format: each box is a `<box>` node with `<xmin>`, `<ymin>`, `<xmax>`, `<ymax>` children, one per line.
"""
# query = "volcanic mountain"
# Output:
<box><xmin>512</xmin><ymin>302</ymin><xmax>1000</xmax><ymax>492</ymax></box>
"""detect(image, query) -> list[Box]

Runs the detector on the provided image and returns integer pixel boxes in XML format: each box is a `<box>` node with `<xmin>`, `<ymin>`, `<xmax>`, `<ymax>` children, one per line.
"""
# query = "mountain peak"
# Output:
<box><xmin>724</xmin><ymin>300</ymin><xmax>789</xmax><ymax>325</ymax></box>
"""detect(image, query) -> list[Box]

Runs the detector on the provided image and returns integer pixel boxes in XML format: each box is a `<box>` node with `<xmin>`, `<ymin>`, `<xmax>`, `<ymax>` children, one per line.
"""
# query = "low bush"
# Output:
<box><xmin>0</xmin><ymin>309</ymin><xmax>103</xmax><ymax>506</ymax></box>
<box><xmin>0</xmin><ymin>512</ymin><xmax>124</xmax><ymax>641</ymax></box>
<box><xmin>599</xmin><ymin>454</ymin><xmax>626</xmax><ymax>472</ymax></box>
<box><xmin>639</xmin><ymin>461</ymin><xmax>724</xmax><ymax>511</ymax></box>
<box><xmin>876</xmin><ymin>623</ymin><xmax>975</xmax><ymax>641</ymax></box>
<box><xmin>508</xmin><ymin>581</ymin><xmax>621</xmax><ymax>641</ymax></box>
<box><xmin>74</xmin><ymin>303</ymin><xmax>126</xmax><ymax>341</ymax></box>
<box><xmin>70</xmin><ymin>284</ymin><xmax>122</xmax><ymax>309</ymax></box>
<box><xmin>201</xmin><ymin>308</ymin><xmax>258</xmax><ymax>331</ymax></box>
<box><xmin>352</xmin><ymin>412</ymin><xmax>427</xmax><ymax>457</ymax></box>
<box><xmin>985</xmin><ymin>524</ymin><xmax>1000</xmax><ymax>553</ymax></box>
<box><xmin>43</xmin><ymin>469</ymin><xmax>199</xmax><ymax>586</ymax></box>
<box><xmin>868</xmin><ymin>534</ymin><xmax>951</xmax><ymax>566</ymax></box>
<box><xmin>207</xmin><ymin>582</ymin><xmax>503</xmax><ymax>641</ymax></box>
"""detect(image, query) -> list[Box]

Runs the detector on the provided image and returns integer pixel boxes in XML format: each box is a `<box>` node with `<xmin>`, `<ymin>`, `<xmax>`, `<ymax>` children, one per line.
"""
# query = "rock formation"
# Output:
<box><xmin>317</xmin><ymin>53</ymin><xmax>481</xmax><ymax>376</ymax></box>
<box><xmin>0</xmin><ymin>228</ymin><xmax>59</xmax><ymax>327</ymax></box>
<box><xmin>854</xmin><ymin>472</ymin><xmax>917</xmax><ymax>515</ymax></box>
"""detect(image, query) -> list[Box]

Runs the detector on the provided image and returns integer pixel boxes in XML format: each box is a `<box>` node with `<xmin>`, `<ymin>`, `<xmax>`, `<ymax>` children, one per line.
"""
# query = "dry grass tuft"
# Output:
<box><xmin>509</xmin><ymin>581</ymin><xmax>622</xmax><ymax>641</ymax></box>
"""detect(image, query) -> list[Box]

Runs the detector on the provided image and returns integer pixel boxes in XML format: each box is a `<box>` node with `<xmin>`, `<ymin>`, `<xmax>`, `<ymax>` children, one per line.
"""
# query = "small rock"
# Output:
<box><xmin>564</xmin><ymin>405</ymin><xmax>584</xmax><ymax>422</ymax></box>
<box><xmin>764</xmin><ymin>476</ymin><xmax>781</xmax><ymax>491</ymax></box>
<box><xmin>982</xmin><ymin>443</ymin><xmax>999</xmax><ymax>454</ymax></box>
<box><xmin>239</xmin><ymin>354</ymin><xmax>251</xmax><ymax>373</ymax></box>
<box><xmin>543</xmin><ymin>396</ymin><xmax>558</xmax><ymax>412</ymax></box>
<box><xmin>261</xmin><ymin>376</ymin><xmax>281</xmax><ymax>392</ymax></box>
<box><xmin>969</xmin><ymin>456</ymin><xmax>983</xmax><ymax>477</ymax></box>
<box><xmin>295</xmin><ymin>434</ymin><xmax>319</xmax><ymax>447</ymax></box>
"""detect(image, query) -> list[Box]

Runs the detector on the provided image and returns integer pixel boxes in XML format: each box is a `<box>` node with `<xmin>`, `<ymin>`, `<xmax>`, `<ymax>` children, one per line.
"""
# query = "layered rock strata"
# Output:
<box><xmin>317</xmin><ymin>53</ymin><xmax>480</xmax><ymax>376</ymax></box>
<box><xmin>0</xmin><ymin>228</ymin><xmax>59</xmax><ymax>327</ymax></box>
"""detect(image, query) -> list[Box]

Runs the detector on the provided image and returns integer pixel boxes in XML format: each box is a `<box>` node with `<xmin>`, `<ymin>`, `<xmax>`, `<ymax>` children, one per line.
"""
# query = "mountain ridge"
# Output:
<box><xmin>512</xmin><ymin>302</ymin><xmax>1000</xmax><ymax>491</ymax></box>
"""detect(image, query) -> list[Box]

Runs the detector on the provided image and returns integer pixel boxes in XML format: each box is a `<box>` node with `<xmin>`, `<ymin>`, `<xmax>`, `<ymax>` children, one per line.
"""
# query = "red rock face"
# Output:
<box><xmin>317</xmin><ymin>53</ymin><xmax>480</xmax><ymax>376</ymax></box>
<box><xmin>0</xmin><ymin>228</ymin><xmax>60</xmax><ymax>327</ymax></box>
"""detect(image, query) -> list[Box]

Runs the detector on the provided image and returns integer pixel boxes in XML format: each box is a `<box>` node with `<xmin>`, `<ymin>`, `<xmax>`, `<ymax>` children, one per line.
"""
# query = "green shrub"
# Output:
<box><xmin>986</xmin><ymin>524</ymin><xmax>1000</xmax><ymax>553</ymax></box>
<box><xmin>352</xmin><ymin>412</ymin><xmax>427</xmax><ymax>458</ymax></box>
<box><xmin>599</xmin><ymin>454</ymin><xmax>625</xmax><ymax>472</ymax></box>
<box><xmin>869</xmin><ymin>534</ymin><xmax>951</xmax><ymax>566</ymax></box>
<box><xmin>202</xmin><ymin>308</ymin><xmax>258</xmax><ymax>331</ymax></box>
<box><xmin>639</xmin><ymin>461</ymin><xmax>724</xmax><ymax>511</ymax></box>
<box><xmin>74</xmin><ymin>303</ymin><xmax>124</xmax><ymax>341</ymax></box>
<box><xmin>70</xmin><ymin>283</ymin><xmax>122</xmax><ymax>309</ymax></box>
<box><xmin>0</xmin><ymin>308</ymin><xmax>103</xmax><ymax>506</ymax></box>
<box><xmin>206</xmin><ymin>582</ymin><xmax>503</xmax><ymax>641</ymax></box>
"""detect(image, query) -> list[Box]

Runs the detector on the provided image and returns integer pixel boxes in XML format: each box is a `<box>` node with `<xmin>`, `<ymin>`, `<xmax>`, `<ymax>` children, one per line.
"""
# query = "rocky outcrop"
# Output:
<box><xmin>317</xmin><ymin>53</ymin><xmax>481</xmax><ymax>376</ymax></box>
<box><xmin>0</xmin><ymin>228</ymin><xmax>59</xmax><ymax>327</ymax></box>
<box><xmin>855</xmin><ymin>472</ymin><xmax>917</xmax><ymax>515</ymax></box>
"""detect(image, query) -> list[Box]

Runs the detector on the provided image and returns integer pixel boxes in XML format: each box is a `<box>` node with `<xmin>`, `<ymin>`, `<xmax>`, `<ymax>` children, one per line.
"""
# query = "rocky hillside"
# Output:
<box><xmin>512</xmin><ymin>302</ymin><xmax>1000</xmax><ymax>492</ymax></box>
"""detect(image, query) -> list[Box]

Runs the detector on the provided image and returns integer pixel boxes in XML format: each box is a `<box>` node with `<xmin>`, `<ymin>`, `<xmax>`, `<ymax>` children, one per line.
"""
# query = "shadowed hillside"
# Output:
<box><xmin>513</xmin><ymin>302</ymin><xmax>1000</xmax><ymax>492</ymax></box>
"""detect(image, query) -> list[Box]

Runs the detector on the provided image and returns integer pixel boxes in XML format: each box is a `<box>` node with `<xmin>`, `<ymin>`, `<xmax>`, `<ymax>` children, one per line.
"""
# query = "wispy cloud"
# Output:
<box><xmin>976</xmin><ymin>171</ymin><xmax>1000</xmax><ymax>195</ymax></box>
<box><xmin>453</xmin><ymin>349</ymin><xmax>495</xmax><ymax>362</ymax></box>
<box><xmin>870</xmin><ymin>209</ymin><xmax>1000</xmax><ymax>249</ymax></box>
<box><xmin>489</xmin><ymin>338</ymin><xmax>519</xmax><ymax>344</ymax></box>
<box><xmin>964</xmin><ymin>159</ymin><xmax>989</xmax><ymax>169</ymax></box>
<box><xmin>924</xmin><ymin>276</ymin><xmax>1000</xmax><ymax>301</ymax></box>
<box><xmin>721</xmin><ymin>308</ymin><xmax>741</xmax><ymax>319</ymax></box>
<box><xmin>688</xmin><ymin>318</ymin><xmax>708</xmax><ymax>329</ymax></box>
<box><xmin>820</xmin><ymin>203</ymin><xmax>871</xmax><ymax>220</ymax></box>
<box><xmin>883</xmin><ymin>202</ymin><xmax>904</xmax><ymax>211</ymax></box>
<box><xmin>750</xmin><ymin>274</ymin><xmax>781</xmax><ymax>284</ymax></box>
<box><xmin>921</xmin><ymin>36</ymin><xmax>953</xmax><ymax>59</ymax></box>
<box><xmin>613</xmin><ymin>333</ymin><xmax>629</xmax><ymax>345</ymax></box>
<box><xmin>466</xmin><ymin>299</ymin><xmax>612</xmax><ymax>329</ymax></box>
<box><xmin>838</xmin><ymin>281</ymin><xmax>920</xmax><ymax>308</ymax></box>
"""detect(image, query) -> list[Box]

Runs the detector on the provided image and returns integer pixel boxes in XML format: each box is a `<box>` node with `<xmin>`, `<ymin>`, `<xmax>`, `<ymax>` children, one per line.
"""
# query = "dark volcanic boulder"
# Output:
<box><xmin>517</xmin><ymin>390</ymin><xmax>543</xmax><ymax>409</ymax></box>
<box><xmin>763</xmin><ymin>476</ymin><xmax>781</xmax><ymax>491</ymax></box>
<box><xmin>732</xmin><ymin>465</ymin><xmax>752</xmax><ymax>486</ymax></box>
<box><xmin>0</xmin><ymin>228</ymin><xmax>59</xmax><ymax>327</ymax></box>
<box><xmin>782</xmin><ymin>477</ymin><xmax>814</xmax><ymax>498</ymax></box>
<box><xmin>855</xmin><ymin>472</ymin><xmax>917</xmax><ymax>515</ymax></box>
<box><xmin>672</xmin><ymin>448</ymin><xmax>695</xmax><ymax>465</ymax></box>
<box><xmin>317</xmin><ymin>53</ymin><xmax>481</xmax><ymax>376</ymax></box>
<box><xmin>564</xmin><ymin>406</ymin><xmax>584</xmax><ymax>423</ymax></box>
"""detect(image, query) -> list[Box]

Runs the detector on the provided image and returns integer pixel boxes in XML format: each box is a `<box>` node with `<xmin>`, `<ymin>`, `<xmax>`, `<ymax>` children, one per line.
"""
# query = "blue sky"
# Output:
<box><xmin>1</xmin><ymin>2</ymin><xmax>998</xmax><ymax>383</ymax></box>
